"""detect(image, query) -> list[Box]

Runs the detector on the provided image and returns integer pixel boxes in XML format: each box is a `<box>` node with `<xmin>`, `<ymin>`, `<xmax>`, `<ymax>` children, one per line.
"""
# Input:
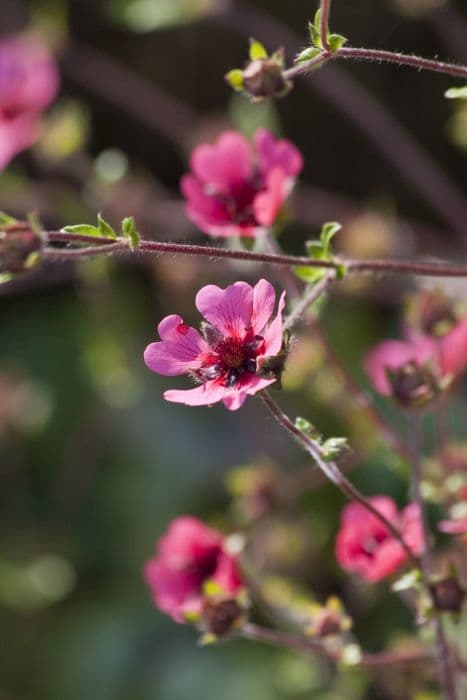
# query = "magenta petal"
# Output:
<box><xmin>251</xmin><ymin>278</ymin><xmax>276</xmax><ymax>334</ymax></box>
<box><xmin>222</xmin><ymin>391</ymin><xmax>248</xmax><ymax>411</ymax></box>
<box><xmin>438</xmin><ymin>319</ymin><xmax>467</xmax><ymax>377</ymax></box>
<box><xmin>253</xmin><ymin>168</ymin><xmax>288</xmax><ymax>228</ymax></box>
<box><xmin>164</xmin><ymin>381</ymin><xmax>227</xmax><ymax>407</ymax></box>
<box><xmin>144</xmin><ymin>315</ymin><xmax>208</xmax><ymax>376</ymax></box>
<box><xmin>195</xmin><ymin>281</ymin><xmax>253</xmax><ymax>336</ymax></box>
<box><xmin>190</xmin><ymin>131</ymin><xmax>252</xmax><ymax>194</ymax></box>
<box><xmin>254</xmin><ymin>128</ymin><xmax>304</xmax><ymax>178</ymax></box>
<box><xmin>263</xmin><ymin>290</ymin><xmax>286</xmax><ymax>356</ymax></box>
<box><xmin>0</xmin><ymin>113</ymin><xmax>39</xmax><ymax>169</ymax></box>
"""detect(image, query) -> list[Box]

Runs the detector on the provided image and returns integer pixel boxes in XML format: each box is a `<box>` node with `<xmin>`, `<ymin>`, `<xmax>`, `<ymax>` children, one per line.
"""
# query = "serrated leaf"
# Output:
<box><xmin>445</xmin><ymin>85</ymin><xmax>467</xmax><ymax>100</ymax></box>
<box><xmin>249</xmin><ymin>38</ymin><xmax>268</xmax><ymax>61</ymax></box>
<box><xmin>97</xmin><ymin>212</ymin><xmax>117</xmax><ymax>239</ymax></box>
<box><xmin>295</xmin><ymin>46</ymin><xmax>321</xmax><ymax>64</ymax></box>
<box><xmin>328</xmin><ymin>33</ymin><xmax>347</xmax><ymax>53</ymax></box>
<box><xmin>121</xmin><ymin>216</ymin><xmax>140</xmax><ymax>249</ymax></box>
<box><xmin>61</xmin><ymin>224</ymin><xmax>102</xmax><ymax>237</ymax></box>
<box><xmin>0</xmin><ymin>211</ymin><xmax>17</xmax><ymax>226</ymax></box>
<box><xmin>225</xmin><ymin>69</ymin><xmax>244</xmax><ymax>90</ymax></box>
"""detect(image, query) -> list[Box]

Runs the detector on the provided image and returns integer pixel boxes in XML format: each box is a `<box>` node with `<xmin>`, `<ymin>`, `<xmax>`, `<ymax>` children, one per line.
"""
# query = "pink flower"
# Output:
<box><xmin>428</xmin><ymin>319</ymin><xmax>467</xmax><ymax>378</ymax></box>
<box><xmin>144</xmin><ymin>517</ymin><xmax>243</xmax><ymax>623</ymax></box>
<box><xmin>144</xmin><ymin>278</ymin><xmax>286</xmax><ymax>410</ymax></box>
<box><xmin>181</xmin><ymin>129</ymin><xmax>303</xmax><ymax>238</ymax></box>
<box><xmin>0</xmin><ymin>34</ymin><xmax>59</xmax><ymax>170</ymax></box>
<box><xmin>335</xmin><ymin>496</ymin><xmax>424</xmax><ymax>582</ymax></box>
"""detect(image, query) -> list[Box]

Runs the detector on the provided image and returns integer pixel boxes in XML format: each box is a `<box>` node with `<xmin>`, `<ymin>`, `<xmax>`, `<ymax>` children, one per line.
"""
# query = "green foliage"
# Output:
<box><xmin>225</xmin><ymin>69</ymin><xmax>244</xmax><ymax>92</ymax></box>
<box><xmin>295</xmin><ymin>10</ymin><xmax>347</xmax><ymax>64</ymax></box>
<box><xmin>61</xmin><ymin>213</ymin><xmax>117</xmax><ymax>239</ymax></box>
<box><xmin>249</xmin><ymin>38</ymin><xmax>268</xmax><ymax>61</ymax></box>
<box><xmin>0</xmin><ymin>211</ymin><xmax>18</xmax><ymax>226</ymax></box>
<box><xmin>121</xmin><ymin>216</ymin><xmax>140</xmax><ymax>249</ymax></box>
<box><xmin>294</xmin><ymin>221</ymin><xmax>345</xmax><ymax>283</ymax></box>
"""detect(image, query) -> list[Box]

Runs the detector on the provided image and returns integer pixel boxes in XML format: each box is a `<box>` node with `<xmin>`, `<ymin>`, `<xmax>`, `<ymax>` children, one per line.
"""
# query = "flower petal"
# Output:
<box><xmin>262</xmin><ymin>290</ymin><xmax>286</xmax><ymax>356</ymax></box>
<box><xmin>363</xmin><ymin>338</ymin><xmax>435</xmax><ymax>395</ymax></box>
<box><xmin>254</xmin><ymin>128</ymin><xmax>303</xmax><ymax>178</ymax></box>
<box><xmin>164</xmin><ymin>380</ymin><xmax>227</xmax><ymax>407</ymax></box>
<box><xmin>195</xmin><ymin>281</ymin><xmax>253</xmax><ymax>337</ymax></box>
<box><xmin>144</xmin><ymin>315</ymin><xmax>209</xmax><ymax>376</ymax></box>
<box><xmin>253</xmin><ymin>168</ymin><xmax>288</xmax><ymax>227</ymax></box>
<box><xmin>251</xmin><ymin>278</ymin><xmax>276</xmax><ymax>334</ymax></box>
<box><xmin>190</xmin><ymin>131</ymin><xmax>252</xmax><ymax>194</ymax></box>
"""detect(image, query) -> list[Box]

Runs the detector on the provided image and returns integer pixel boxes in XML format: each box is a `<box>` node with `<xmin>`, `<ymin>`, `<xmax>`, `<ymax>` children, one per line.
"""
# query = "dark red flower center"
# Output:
<box><xmin>196</xmin><ymin>327</ymin><xmax>265</xmax><ymax>388</ymax></box>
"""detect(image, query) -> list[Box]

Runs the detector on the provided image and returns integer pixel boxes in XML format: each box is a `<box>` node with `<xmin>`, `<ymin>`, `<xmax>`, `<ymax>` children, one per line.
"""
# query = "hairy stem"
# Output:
<box><xmin>283</xmin><ymin>46</ymin><xmax>467</xmax><ymax>81</ymax></box>
<box><xmin>240</xmin><ymin>623</ymin><xmax>433</xmax><ymax>668</ymax></box>
<box><xmin>319</xmin><ymin>0</ymin><xmax>332</xmax><ymax>52</ymax></box>
<box><xmin>44</xmin><ymin>231</ymin><xmax>467</xmax><ymax>278</ymax></box>
<box><xmin>261</xmin><ymin>391</ymin><xmax>419</xmax><ymax>568</ymax></box>
<box><xmin>409</xmin><ymin>415</ymin><xmax>458</xmax><ymax>700</ymax></box>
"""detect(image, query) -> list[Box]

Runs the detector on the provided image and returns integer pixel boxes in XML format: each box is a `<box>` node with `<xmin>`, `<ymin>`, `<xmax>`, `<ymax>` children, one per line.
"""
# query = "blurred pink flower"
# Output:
<box><xmin>0</xmin><ymin>34</ymin><xmax>59</xmax><ymax>170</ymax></box>
<box><xmin>181</xmin><ymin>129</ymin><xmax>303</xmax><ymax>238</ymax></box>
<box><xmin>144</xmin><ymin>516</ymin><xmax>243</xmax><ymax>623</ymax></box>
<box><xmin>144</xmin><ymin>278</ymin><xmax>286</xmax><ymax>410</ymax></box>
<box><xmin>428</xmin><ymin>319</ymin><xmax>467</xmax><ymax>378</ymax></box>
<box><xmin>363</xmin><ymin>338</ymin><xmax>435</xmax><ymax>396</ymax></box>
<box><xmin>335</xmin><ymin>496</ymin><xmax>424</xmax><ymax>582</ymax></box>
<box><xmin>438</xmin><ymin>517</ymin><xmax>467</xmax><ymax>535</ymax></box>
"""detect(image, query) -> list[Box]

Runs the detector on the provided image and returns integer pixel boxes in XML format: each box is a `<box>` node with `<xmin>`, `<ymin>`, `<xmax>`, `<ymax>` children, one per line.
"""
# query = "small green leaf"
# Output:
<box><xmin>0</xmin><ymin>211</ymin><xmax>17</xmax><ymax>226</ymax></box>
<box><xmin>295</xmin><ymin>416</ymin><xmax>321</xmax><ymax>440</ymax></box>
<box><xmin>322</xmin><ymin>437</ymin><xmax>351</xmax><ymax>461</ymax></box>
<box><xmin>308</xmin><ymin>20</ymin><xmax>321</xmax><ymax>47</ymax></box>
<box><xmin>225</xmin><ymin>69</ymin><xmax>244</xmax><ymax>91</ymax></box>
<box><xmin>328</xmin><ymin>33</ymin><xmax>347</xmax><ymax>53</ymax></box>
<box><xmin>61</xmin><ymin>224</ymin><xmax>102</xmax><ymax>237</ymax></box>
<box><xmin>293</xmin><ymin>265</ymin><xmax>326</xmax><ymax>284</ymax></box>
<box><xmin>97</xmin><ymin>212</ymin><xmax>117</xmax><ymax>239</ymax></box>
<box><xmin>249</xmin><ymin>38</ymin><xmax>268</xmax><ymax>61</ymax></box>
<box><xmin>121</xmin><ymin>216</ymin><xmax>140</xmax><ymax>249</ymax></box>
<box><xmin>27</xmin><ymin>211</ymin><xmax>44</xmax><ymax>239</ymax></box>
<box><xmin>295</xmin><ymin>46</ymin><xmax>321</xmax><ymax>64</ymax></box>
<box><xmin>445</xmin><ymin>85</ymin><xmax>467</xmax><ymax>100</ymax></box>
<box><xmin>320</xmin><ymin>221</ymin><xmax>342</xmax><ymax>255</ymax></box>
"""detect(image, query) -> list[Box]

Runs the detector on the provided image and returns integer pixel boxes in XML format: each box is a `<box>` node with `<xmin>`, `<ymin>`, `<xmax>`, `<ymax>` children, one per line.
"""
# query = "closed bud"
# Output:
<box><xmin>0</xmin><ymin>222</ymin><xmax>43</xmax><ymax>276</ymax></box>
<box><xmin>388</xmin><ymin>361</ymin><xmax>439</xmax><ymax>409</ymax></box>
<box><xmin>242</xmin><ymin>57</ymin><xmax>291</xmax><ymax>100</ymax></box>
<box><xmin>430</xmin><ymin>577</ymin><xmax>465</xmax><ymax>612</ymax></box>
<box><xmin>201</xmin><ymin>599</ymin><xmax>245</xmax><ymax>637</ymax></box>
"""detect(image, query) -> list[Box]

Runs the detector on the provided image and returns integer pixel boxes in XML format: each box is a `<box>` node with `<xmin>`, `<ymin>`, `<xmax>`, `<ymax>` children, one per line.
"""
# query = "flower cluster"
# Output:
<box><xmin>335</xmin><ymin>496</ymin><xmax>424</xmax><ymax>582</ymax></box>
<box><xmin>144</xmin><ymin>279</ymin><xmax>286</xmax><ymax>410</ymax></box>
<box><xmin>144</xmin><ymin>516</ymin><xmax>243</xmax><ymax>623</ymax></box>
<box><xmin>0</xmin><ymin>34</ymin><xmax>58</xmax><ymax>170</ymax></box>
<box><xmin>181</xmin><ymin>129</ymin><xmax>303</xmax><ymax>238</ymax></box>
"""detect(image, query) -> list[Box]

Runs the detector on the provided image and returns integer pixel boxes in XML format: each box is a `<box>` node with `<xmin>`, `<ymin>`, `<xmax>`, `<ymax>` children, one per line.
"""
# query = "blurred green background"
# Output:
<box><xmin>1</xmin><ymin>0</ymin><xmax>467</xmax><ymax>698</ymax></box>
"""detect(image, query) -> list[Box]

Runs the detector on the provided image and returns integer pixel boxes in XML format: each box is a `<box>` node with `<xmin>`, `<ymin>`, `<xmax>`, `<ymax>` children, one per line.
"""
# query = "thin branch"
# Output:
<box><xmin>319</xmin><ymin>0</ymin><xmax>332</xmax><ymax>52</ymax></box>
<box><xmin>283</xmin><ymin>46</ymin><xmax>467</xmax><ymax>82</ymax></box>
<box><xmin>240</xmin><ymin>623</ymin><xmax>433</xmax><ymax>668</ymax></box>
<box><xmin>44</xmin><ymin>231</ymin><xmax>467</xmax><ymax>279</ymax></box>
<box><xmin>409</xmin><ymin>415</ymin><xmax>458</xmax><ymax>700</ymax></box>
<box><xmin>283</xmin><ymin>273</ymin><xmax>335</xmax><ymax>332</ymax></box>
<box><xmin>260</xmin><ymin>390</ymin><xmax>419</xmax><ymax>568</ymax></box>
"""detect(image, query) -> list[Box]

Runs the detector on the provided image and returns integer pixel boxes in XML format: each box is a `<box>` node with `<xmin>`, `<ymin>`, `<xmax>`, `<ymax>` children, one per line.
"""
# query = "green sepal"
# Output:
<box><xmin>225</xmin><ymin>69</ymin><xmax>244</xmax><ymax>91</ymax></box>
<box><xmin>445</xmin><ymin>85</ymin><xmax>467</xmax><ymax>100</ymax></box>
<box><xmin>121</xmin><ymin>216</ymin><xmax>140</xmax><ymax>249</ymax></box>
<box><xmin>249</xmin><ymin>38</ymin><xmax>268</xmax><ymax>61</ymax></box>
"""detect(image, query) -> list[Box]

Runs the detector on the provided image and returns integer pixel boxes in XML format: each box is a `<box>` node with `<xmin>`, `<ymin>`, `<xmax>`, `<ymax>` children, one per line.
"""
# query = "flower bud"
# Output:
<box><xmin>430</xmin><ymin>577</ymin><xmax>465</xmax><ymax>612</ymax></box>
<box><xmin>242</xmin><ymin>56</ymin><xmax>291</xmax><ymax>100</ymax></box>
<box><xmin>388</xmin><ymin>361</ymin><xmax>439</xmax><ymax>409</ymax></box>
<box><xmin>200</xmin><ymin>599</ymin><xmax>245</xmax><ymax>637</ymax></box>
<box><xmin>0</xmin><ymin>222</ymin><xmax>43</xmax><ymax>276</ymax></box>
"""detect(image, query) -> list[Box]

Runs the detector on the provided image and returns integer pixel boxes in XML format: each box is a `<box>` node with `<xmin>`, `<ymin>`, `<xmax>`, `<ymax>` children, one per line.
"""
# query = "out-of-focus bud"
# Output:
<box><xmin>430</xmin><ymin>577</ymin><xmax>465</xmax><ymax>612</ymax></box>
<box><xmin>307</xmin><ymin>597</ymin><xmax>352</xmax><ymax>638</ymax></box>
<box><xmin>225</xmin><ymin>40</ymin><xmax>292</xmax><ymax>101</ymax></box>
<box><xmin>406</xmin><ymin>289</ymin><xmax>458</xmax><ymax>339</ymax></box>
<box><xmin>0</xmin><ymin>221</ymin><xmax>43</xmax><ymax>276</ymax></box>
<box><xmin>388</xmin><ymin>360</ymin><xmax>440</xmax><ymax>409</ymax></box>
<box><xmin>200</xmin><ymin>598</ymin><xmax>246</xmax><ymax>637</ymax></box>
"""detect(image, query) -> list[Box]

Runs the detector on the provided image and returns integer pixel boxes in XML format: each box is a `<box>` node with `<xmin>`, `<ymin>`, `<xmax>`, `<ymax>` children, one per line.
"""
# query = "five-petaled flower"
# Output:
<box><xmin>0</xmin><ymin>34</ymin><xmax>59</xmax><ymax>171</ymax></box>
<box><xmin>181</xmin><ymin>128</ymin><xmax>303</xmax><ymax>238</ymax></box>
<box><xmin>144</xmin><ymin>516</ymin><xmax>243</xmax><ymax>623</ymax></box>
<box><xmin>335</xmin><ymin>496</ymin><xmax>424</xmax><ymax>582</ymax></box>
<box><xmin>144</xmin><ymin>279</ymin><xmax>286</xmax><ymax>410</ymax></box>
